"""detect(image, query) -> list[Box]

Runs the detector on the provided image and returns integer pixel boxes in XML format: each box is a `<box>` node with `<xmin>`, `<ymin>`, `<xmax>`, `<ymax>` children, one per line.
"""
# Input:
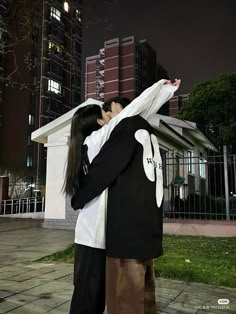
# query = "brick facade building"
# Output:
<box><xmin>85</xmin><ymin>36</ymin><xmax>169</xmax><ymax>101</ymax></box>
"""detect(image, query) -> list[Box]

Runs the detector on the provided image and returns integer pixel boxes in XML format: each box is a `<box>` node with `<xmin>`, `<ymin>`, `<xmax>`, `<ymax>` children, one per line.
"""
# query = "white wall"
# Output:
<box><xmin>44</xmin><ymin>127</ymin><xmax>69</xmax><ymax>219</ymax></box>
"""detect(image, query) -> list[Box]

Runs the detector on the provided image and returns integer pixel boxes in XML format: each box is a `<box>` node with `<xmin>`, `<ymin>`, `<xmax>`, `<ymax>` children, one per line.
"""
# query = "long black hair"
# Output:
<box><xmin>63</xmin><ymin>105</ymin><xmax>103</xmax><ymax>196</ymax></box>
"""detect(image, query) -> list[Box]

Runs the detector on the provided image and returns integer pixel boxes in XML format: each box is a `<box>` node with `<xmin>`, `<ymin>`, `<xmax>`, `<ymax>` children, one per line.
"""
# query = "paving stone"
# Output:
<box><xmin>174</xmin><ymin>291</ymin><xmax>209</xmax><ymax>305</ymax></box>
<box><xmin>163</xmin><ymin>301</ymin><xmax>198</xmax><ymax>314</ymax></box>
<box><xmin>155</xmin><ymin>286</ymin><xmax>183</xmax><ymax>301</ymax></box>
<box><xmin>0</xmin><ymin>219</ymin><xmax>236</xmax><ymax>314</ymax></box>
<box><xmin>5</xmin><ymin>264</ymin><xmax>70</xmax><ymax>282</ymax></box>
<box><xmin>5</xmin><ymin>307</ymin><xmax>40</xmax><ymax>314</ymax></box>
<box><xmin>2</xmin><ymin>278</ymin><xmax>52</xmax><ymax>294</ymax></box>
<box><xmin>23</xmin><ymin>280</ymin><xmax>72</xmax><ymax>298</ymax></box>
<box><xmin>13</xmin><ymin>296</ymin><xmax>69</xmax><ymax>313</ymax></box>
<box><xmin>43</xmin><ymin>301</ymin><xmax>71</xmax><ymax>314</ymax></box>
<box><xmin>0</xmin><ymin>293</ymin><xmax>37</xmax><ymax>313</ymax></box>
<box><xmin>156</xmin><ymin>296</ymin><xmax>171</xmax><ymax>310</ymax></box>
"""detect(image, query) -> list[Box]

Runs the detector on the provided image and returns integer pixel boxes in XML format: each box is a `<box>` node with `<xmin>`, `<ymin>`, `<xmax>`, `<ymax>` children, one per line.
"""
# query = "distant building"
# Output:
<box><xmin>159</xmin><ymin>94</ymin><xmax>189</xmax><ymax>117</ymax></box>
<box><xmin>0</xmin><ymin>0</ymin><xmax>82</xmax><ymax>185</ymax></box>
<box><xmin>85</xmin><ymin>36</ymin><xmax>169</xmax><ymax>101</ymax></box>
<box><xmin>168</xmin><ymin>94</ymin><xmax>189</xmax><ymax>117</ymax></box>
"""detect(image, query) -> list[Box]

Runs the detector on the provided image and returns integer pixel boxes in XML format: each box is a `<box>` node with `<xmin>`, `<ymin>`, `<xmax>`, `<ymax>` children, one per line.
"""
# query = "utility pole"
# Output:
<box><xmin>223</xmin><ymin>145</ymin><xmax>230</xmax><ymax>220</ymax></box>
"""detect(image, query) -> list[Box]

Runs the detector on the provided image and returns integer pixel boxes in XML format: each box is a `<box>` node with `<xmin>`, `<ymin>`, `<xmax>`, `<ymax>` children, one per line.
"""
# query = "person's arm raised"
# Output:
<box><xmin>141</xmin><ymin>79</ymin><xmax>181</xmax><ymax>119</ymax></box>
<box><xmin>84</xmin><ymin>79</ymin><xmax>181</xmax><ymax>161</ymax></box>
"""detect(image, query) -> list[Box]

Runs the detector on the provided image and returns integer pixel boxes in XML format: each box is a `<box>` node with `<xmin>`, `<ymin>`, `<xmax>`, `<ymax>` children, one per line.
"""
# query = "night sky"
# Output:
<box><xmin>83</xmin><ymin>0</ymin><xmax>236</xmax><ymax>94</ymax></box>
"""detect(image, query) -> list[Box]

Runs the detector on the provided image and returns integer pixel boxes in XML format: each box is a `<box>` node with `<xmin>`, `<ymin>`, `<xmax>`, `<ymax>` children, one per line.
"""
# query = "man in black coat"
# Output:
<box><xmin>73</xmin><ymin>114</ymin><xmax>163</xmax><ymax>314</ymax></box>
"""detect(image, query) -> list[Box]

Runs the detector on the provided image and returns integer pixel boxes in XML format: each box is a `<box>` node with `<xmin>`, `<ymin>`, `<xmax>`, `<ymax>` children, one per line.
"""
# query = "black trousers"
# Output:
<box><xmin>69</xmin><ymin>244</ymin><xmax>106</xmax><ymax>314</ymax></box>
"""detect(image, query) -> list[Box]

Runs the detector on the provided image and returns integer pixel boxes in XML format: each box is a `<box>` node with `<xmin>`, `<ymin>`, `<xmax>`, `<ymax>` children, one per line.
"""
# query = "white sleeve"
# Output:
<box><xmin>84</xmin><ymin>79</ymin><xmax>177</xmax><ymax>162</ymax></box>
<box><xmin>140</xmin><ymin>84</ymin><xmax>177</xmax><ymax>119</ymax></box>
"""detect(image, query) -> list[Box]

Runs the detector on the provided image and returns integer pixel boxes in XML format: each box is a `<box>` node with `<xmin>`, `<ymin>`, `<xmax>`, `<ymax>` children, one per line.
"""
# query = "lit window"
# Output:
<box><xmin>199</xmin><ymin>158</ymin><xmax>206</xmax><ymax>178</ymax></box>
<box><xmin>27</xmin><ymin>156</ymin><xmax>33</xmax><ymax>167</ymax></box>
<box><xmin>187</xmin><ymin>151</ymin><xmax>193</xmax><ymax>173</ymax></box>
<box><xmin>28</xmin><ymin>114</ymin><xmax>35</xmax><ymax>126</ymax></box>
<box><xmin>48</xmin><ymin>41</ymin><xmax>62</xmax><ymax>54</ymax></box>
<box><xmin>64</xmin><ymin>1</ymin><xmax>70</xmax><ymax>12</ymax></box>
<box><xmin>75</xmin><ymin>9</ymin><xmax>81</xmax><ymax>22</ymax></box>
<box><xmin>48</xmin><ymin>79</ymin><xmax>62</xmax><ymax>94</ymax></box>
<box><xmin>50</xmin><ymin>6</ymin><xmax>61</xmax><ymax>21</ymax></box>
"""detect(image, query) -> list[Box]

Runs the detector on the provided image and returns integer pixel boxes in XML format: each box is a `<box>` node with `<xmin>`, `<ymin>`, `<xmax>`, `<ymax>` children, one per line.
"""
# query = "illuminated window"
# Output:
<box><xmin>50</xmin><ymin>6</ymin><xmax>61</xmax><ymax>21</ymax></box>
<box><xmin>75</xmin><ymin>9</ymin><xmax>81</xmax><ymax>22</ymax></box>
<box><xmin>48</xmin><ymin>41</ymin><xmax>62</xmax><ymax>54</ymax></box>
<box><xmin>64</xmin><ymin>1</ymin><xmax>70</xmax><ymax>12</ymax></box>
<box><xmin>48</xmin><ymin>79</ymin><xmax>62</xmax><ymax>94</ymax></box>
<box><xmin>199</xmin><ymin>158</ymin><xmax>206</xmax><ymax>178</ymax></box>
<box><xmin>187</xmin><ymin>151</ymin><xmax>193</xmax><ymax>173</ymax></box>
<box><xmin>28</xmin><ymin>114</ymin><xmax>35</xmax><ymax>126</ymax></box>
<box><xmin>27</xmin><ymin>156</ymin><xmax>33</xmax><ymax>167</ymax></box>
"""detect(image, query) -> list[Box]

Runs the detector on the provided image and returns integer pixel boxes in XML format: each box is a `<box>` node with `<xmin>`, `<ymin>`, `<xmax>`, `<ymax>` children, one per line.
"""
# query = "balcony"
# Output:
<box><xmin>47</xmin><ymin>60</ymin><xmax>64</xmax><ymax>82</ymax></box>
<box><xmin>46</xmin><ymin>97</ymin><xmax>63</xmax><ymax>116</ymax></box>
<box><xmin>48</xmin><ymin>5</ymin><xmax>65</xmax><ymax>26</ymax></box>
<box><xmin>48</xmin><ymin>70</ymin><xmax>63</xmax><ymax>83</ymax></box>
<box><xmin>47</xmin><ymin>79</ymin><xmax>64</xmax><ymax>99</ymax></box>
<box><xmin>48</xmin><ymin>22</ymin><xmax>64</xmax><ymax>45</ymax></box>
<box><xmin>71</xmin><ymin>75</ymin><xmax>81</xmax><ymax>88</ymax></box>
<box><xmin>72</xmin><ymin>24</ymin><xmax>82</xmax><ymax>40</ymax></box>
<box><xmin>72</xmin><ymin>90</ymin><xmax>81</xmax><ymax>104</ymax></box>
<box><xmin>99</xmin><ymin>59</ymin><xmax>105</xmax><ymax>66</ymax></box>
<box><xmin>48</xmin><ymin>52</ymin><xmax>64</xmax><ymax>64</ymax></box>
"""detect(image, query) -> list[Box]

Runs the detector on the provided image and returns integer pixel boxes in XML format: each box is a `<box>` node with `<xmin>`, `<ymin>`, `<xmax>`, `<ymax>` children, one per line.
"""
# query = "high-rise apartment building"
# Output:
<box><xmin>0</xmin><ymin>0</ymin><xmax>82</xmax><ymax>184</ymax></box>
<box><xmin>85</xmin><ymin>36</ymin><xmax>168</xmax><ymax>101</ymax></box>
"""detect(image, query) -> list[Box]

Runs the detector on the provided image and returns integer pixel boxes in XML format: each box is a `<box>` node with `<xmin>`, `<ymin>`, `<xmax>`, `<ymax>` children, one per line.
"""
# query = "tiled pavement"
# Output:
<box><xmin>0</xmin><ymin>218</ymin><xmax>235</xmax><ymax>314</ymax></box>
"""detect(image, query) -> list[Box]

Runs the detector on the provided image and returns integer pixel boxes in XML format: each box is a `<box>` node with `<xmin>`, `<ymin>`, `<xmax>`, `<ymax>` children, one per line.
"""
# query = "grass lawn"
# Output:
<box><xmin>38</xmin><ymin>235</ymin><xmax>236</xmax><ymax>288</ymax></box>
<box><xmin>155</xmin><ymin>235</ymin><xmax>236</xmax><ymax>288</ymax></box>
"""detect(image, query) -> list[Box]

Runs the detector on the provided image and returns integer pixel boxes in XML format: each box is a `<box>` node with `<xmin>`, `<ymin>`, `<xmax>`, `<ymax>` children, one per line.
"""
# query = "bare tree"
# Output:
<box><xmin>1</xmin><ymin>0</ymin><xmax>42</xmax><ymax>92</ymax></box>
<box><xmin>0</xmin><ymin>167</ymin><xmax>36</xmax><ymax>199</ymax></box>
<box><xmin>1</xmin><ymin>0</ymin><xmax>119</xmax><ymax>90</ymax></box>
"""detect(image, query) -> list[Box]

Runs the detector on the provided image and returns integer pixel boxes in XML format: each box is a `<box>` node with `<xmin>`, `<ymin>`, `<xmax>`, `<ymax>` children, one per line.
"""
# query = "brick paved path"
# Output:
<box><xmin>0</xmin><ymin>219</ymin><xmax>235</xmax><ymax>313</ymax></box>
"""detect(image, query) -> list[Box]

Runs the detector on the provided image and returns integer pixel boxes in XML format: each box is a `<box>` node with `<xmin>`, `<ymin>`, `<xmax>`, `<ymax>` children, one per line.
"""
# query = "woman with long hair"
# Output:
<box><xmin>64</xmin><ymin>104</ymin><xmax>108</xmax><ymax>196</ymax></box>
<box><xmin>64</xmin><ymin>103</ymin><xmax>110</xmax><ymax>314</ymax></box>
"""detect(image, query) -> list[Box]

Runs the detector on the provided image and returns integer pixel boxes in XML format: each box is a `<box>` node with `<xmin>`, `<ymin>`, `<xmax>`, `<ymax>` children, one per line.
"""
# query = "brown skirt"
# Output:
<box><xmin>106</xmin><ymin>257</ymin><xmax>157</xmax><ymax>314</ymax></box>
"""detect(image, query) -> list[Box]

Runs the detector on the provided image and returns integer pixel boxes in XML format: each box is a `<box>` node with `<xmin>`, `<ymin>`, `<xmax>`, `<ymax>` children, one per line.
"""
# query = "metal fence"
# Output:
<box><xmin>162</xmin><ymin>147</ymin><xmax>236</xmax><ymax>220</ymax></box>
<box><xmin>0</xmin><ymin>197</ymin><xmax>45</xmax><ymax>216</ymax></box>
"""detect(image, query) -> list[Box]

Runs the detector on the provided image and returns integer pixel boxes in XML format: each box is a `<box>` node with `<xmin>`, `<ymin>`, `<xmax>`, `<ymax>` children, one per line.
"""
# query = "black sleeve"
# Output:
<box><xmin>71</xmin><ymin>119</ymin><xmax>138</xmax><ymax>210</ymax></box>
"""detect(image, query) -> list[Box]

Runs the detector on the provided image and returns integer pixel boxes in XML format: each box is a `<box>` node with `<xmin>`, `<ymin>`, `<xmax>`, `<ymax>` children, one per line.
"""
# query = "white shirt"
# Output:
<box><xmin>74</xmin><ymin>80</ymin><xmax>178</xmax><ymax>248</ymax></box>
